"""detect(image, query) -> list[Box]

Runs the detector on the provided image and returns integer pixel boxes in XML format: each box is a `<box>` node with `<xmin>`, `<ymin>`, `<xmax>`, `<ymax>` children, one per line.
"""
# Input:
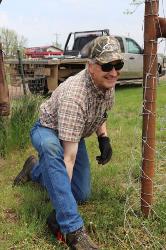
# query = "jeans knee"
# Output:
<box><xmin>41</xmin><ymin>139</ymin><xmax>63</xmax><ymax>157</ymax></box>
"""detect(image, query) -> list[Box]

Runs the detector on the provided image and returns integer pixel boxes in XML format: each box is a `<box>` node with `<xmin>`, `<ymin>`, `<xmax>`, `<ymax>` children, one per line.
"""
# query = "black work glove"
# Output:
<box><xmin>96</xmin><ymin>136</ymin><xmax>112</xmax><ymax>165</ymax></box>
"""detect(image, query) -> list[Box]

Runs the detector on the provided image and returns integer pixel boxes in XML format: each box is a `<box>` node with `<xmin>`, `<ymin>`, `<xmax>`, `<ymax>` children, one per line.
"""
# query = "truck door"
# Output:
<box><xmin>125</xmin><ymin>38</ymin><xmax>143</xmax><ymax>78</ymax></box>
<box><xmin>115</xmin><ymin>36</ymin><xmax>129</xmax><ymax>79</ymax></box>
<box><xmin>125</xmin><ymin>38</ymin><xmax>143</xmax><ymax>79</ymax></box>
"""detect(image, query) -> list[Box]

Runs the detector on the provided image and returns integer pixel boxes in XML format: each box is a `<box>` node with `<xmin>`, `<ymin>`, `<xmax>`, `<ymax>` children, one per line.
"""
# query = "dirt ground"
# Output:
<box><xmin>0</xmin><ymin>158</ymin><xmax>5</xmax><ymax>169</ymax></box>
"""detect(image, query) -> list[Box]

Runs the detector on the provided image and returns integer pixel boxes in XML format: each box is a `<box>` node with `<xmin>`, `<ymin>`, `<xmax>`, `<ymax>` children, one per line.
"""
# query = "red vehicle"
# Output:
<box><xmin>25</xmin><ymin>45</ymin><xmax>63</xmax><ymax>59</ymax></box>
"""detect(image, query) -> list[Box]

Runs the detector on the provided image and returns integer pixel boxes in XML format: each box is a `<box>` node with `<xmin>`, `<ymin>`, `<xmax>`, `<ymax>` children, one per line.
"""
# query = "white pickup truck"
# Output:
<box><xmin>5</xmin><ymin>29</ymin><xmax>164</xmax><ymax>94</ymax></box>
<box><xmin>115</xmin><ymin>35</ymin><xmax>163</xmax><ymax>78</ymax></box>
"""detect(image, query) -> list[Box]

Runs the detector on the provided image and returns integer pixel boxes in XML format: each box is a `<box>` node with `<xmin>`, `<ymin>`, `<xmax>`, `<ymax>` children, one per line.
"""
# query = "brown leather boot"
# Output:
<box><xmin>13</xmin><ymin>155</ymin><xmax>37</xmax><ymax>186</ymax></box>
<box><xmin>66</xmin><ymin>227</ymin><xmax>99</xmax><ymax>250</ymax></box>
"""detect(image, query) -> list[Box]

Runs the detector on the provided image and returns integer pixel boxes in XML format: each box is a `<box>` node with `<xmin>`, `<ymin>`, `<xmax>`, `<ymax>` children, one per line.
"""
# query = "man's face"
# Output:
<box><xmin>88</xmin><ymin>60</ymin><xmax>123</xmax><ymax>90</ymax></box>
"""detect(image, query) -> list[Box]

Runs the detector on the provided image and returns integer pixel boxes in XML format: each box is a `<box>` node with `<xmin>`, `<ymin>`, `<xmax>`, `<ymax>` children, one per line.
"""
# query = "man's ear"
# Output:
<box><xmin>88</xmin><ymin>62</ymin><xmax>94</xmax><ymax>74</ymax></box>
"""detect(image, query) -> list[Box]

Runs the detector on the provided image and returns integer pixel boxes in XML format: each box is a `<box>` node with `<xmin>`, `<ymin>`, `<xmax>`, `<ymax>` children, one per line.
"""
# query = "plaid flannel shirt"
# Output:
<box><xmin>39</xmin><ymin>69</ymin><xmax>115</xmax><ymax>142</ymax></box>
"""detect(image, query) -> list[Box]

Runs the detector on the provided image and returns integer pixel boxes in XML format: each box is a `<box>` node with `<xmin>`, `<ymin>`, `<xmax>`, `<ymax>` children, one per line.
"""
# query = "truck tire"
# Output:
<box><xmin>28</xmin><ymin>77</ymin><xmax>48</xmax><ymax>95</ymax></box>
<box><xmin>158</xmin><ymin>63</ymin><xmax>163</xmax><ymax>76</ymax></box>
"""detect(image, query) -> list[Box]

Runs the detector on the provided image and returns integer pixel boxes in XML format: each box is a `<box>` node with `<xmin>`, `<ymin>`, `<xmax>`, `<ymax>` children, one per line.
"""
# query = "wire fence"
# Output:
<box><xmin>5</xmin><ymin>60</ymin><xmax>50</xmax><ymax>99</ymax></box>
<box><xmin>122</xmin><ymin>5</ymin><xmax>166</xmax><ymax>245</ymax></box>
<box><xmin>123</xmin><ymin>84</ymin><xmax>166</xmax><ymax>248</ymax></box>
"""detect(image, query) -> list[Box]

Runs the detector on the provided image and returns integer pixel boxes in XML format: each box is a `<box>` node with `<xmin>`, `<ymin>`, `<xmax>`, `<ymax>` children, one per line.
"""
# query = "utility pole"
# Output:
<box><xmin>54</xmin><ymin>33</ymin><xmax>59</xmax><ymax>45</ymax></box>
<box><xmin>141</xmin><ymin>0</ymin><xmax>166</xmax><ymax>217</ymax></box>
<box><xmin>53</xmin><ymin>33</ymin><xmax>61</xmax><ymax>48</ymax></box>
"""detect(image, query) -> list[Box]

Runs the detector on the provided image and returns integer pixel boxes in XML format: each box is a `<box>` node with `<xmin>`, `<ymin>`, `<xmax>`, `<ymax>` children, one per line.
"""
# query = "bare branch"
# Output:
<box><xmin>124</xmin><ymin>0</ymin><xmax>144</xmax><ymax>15</ymax></box>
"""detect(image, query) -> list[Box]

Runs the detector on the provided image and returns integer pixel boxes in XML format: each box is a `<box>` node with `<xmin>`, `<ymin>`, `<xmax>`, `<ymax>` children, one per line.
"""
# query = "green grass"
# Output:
<box><xmin>0</xmin><ymin>82</ymin><xmax>166</xmax><ymax>249</ymax></box>
<box><xmin>0</xmin><ymin>95</ymin><xmax>42</xmax><ymax>157</ymax></box>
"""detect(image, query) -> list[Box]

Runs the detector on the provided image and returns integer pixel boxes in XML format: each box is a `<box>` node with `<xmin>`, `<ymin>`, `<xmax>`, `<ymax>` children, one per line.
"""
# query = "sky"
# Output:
<box><xmin>0</xmin><ymin>0</ymin><xmax>166</xmax><ymax>54</ymax></box>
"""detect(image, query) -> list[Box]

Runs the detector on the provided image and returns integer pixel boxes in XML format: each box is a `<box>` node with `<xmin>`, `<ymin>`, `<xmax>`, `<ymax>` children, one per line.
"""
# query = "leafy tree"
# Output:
<box><xmin>0</xmin><ymin>27</ymin><xmax>27</xmax><ymax>58</ymax></box>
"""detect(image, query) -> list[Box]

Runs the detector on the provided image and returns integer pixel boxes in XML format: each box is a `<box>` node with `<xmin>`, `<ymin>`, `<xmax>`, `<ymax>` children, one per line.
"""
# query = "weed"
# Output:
<box><xmin>0</xmin><ymin>95</ymin><xmax>42</xmax><ymax>157</ymax></box>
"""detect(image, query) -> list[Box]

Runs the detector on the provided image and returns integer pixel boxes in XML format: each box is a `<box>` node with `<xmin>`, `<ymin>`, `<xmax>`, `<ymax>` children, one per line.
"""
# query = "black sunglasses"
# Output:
<box><xmin>98</xmin><ymin>61</ymin><xmax>124</xmax><ymax>72</ymax></box>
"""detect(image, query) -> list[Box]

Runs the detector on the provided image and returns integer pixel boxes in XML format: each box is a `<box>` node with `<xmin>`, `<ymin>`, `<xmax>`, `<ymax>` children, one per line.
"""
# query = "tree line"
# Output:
<box><xmin>0</xmin><ymin>27</ymin><xmax>27</xmax><ymax>58</ymax></box>
<box><xmin>0</xmin><ymin>27</ymin><xmax>62</xmax><ymax>58</ymax></box>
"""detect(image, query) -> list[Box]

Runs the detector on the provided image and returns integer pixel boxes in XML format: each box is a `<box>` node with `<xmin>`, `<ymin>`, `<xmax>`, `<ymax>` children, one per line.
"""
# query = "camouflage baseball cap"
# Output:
<box><xmin>82</xmin><ymin>36</ymin><xmax>123</xmax><ymax>64</ymax></box>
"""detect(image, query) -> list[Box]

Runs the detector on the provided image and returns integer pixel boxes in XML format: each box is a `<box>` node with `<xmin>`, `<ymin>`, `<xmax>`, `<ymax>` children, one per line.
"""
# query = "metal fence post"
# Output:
<box><xmin>17</xmin><ymin>49</ymin><xmax>27</xmax><ymax>96</ymax></box>
<box><xmin>141</xmin><ymin>0</ymin><xmax>166</xmax><ymax>217</ymax></box>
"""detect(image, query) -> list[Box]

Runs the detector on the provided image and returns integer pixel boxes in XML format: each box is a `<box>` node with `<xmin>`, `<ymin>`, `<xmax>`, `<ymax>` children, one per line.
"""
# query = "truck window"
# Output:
<box><xmin>66</xmin><ymin>34</ymin><xmax>75</xmax><ymax>51</ymax></box>
<box><xmin>126</xmin><ymin>38</ymin><xmax>142</xmax><ymax>54</ymax></box>
<box><xmin>115</xmin><ymin>37</ymin><xmax>125</xmax><ymax>53</ymax></box>
<box><xmin>73</xmin><ymin>35</ymin><xmax>98</xmax><ymax>51</ymax></box>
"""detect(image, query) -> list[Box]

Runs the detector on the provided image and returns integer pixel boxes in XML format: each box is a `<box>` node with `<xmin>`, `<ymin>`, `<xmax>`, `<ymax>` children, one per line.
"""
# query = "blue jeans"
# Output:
<box><xmin>30</xmin><ymin>120</ymin><xmax>91</xmax><ymax>234</ymax></box>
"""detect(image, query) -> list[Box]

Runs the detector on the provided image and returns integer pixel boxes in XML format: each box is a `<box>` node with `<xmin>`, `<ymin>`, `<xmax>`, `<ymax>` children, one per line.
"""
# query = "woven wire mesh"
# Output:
<box><xmin>5</xmin><ymin>61</ymin><xmax>49</xmax><ymax>99</ymax></box>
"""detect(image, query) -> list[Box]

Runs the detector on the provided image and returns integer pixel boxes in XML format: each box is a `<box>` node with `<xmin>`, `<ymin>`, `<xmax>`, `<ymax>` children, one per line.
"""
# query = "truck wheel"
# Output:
<box><xmin>28</xmin><ymin>77</ymin><xmax>49</xmax><ymax>95</ymax></box>
<box><xmin>158</xmin><ymin>64</ymin><xmax>163</xmax><ymax>76</ymax></box>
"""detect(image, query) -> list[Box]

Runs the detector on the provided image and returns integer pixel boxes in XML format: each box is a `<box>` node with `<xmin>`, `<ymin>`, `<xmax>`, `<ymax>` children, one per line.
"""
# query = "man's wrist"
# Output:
<box><xmin>98</xmin><ymin>133</ymin><xmax>108</xmax><ymax>138</ymax></box>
